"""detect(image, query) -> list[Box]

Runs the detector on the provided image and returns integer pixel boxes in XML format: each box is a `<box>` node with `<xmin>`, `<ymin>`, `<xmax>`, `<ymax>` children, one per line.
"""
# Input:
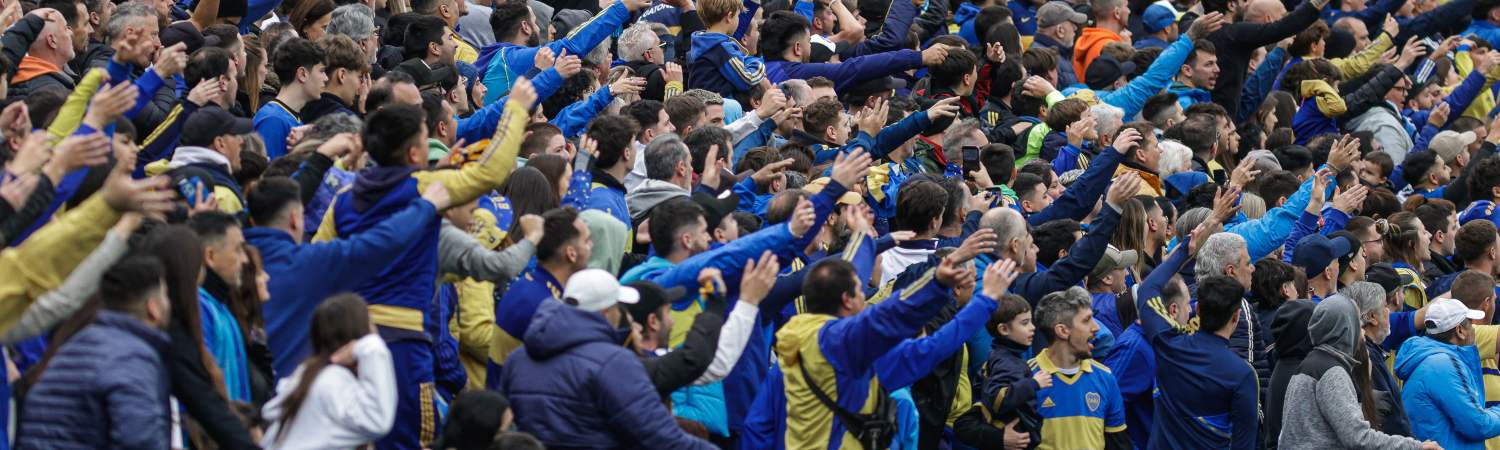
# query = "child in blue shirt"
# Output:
<box><xmin>253</xmin><ymin>38</ymin><xmax>326</xmax><ymax>159</ymax></box>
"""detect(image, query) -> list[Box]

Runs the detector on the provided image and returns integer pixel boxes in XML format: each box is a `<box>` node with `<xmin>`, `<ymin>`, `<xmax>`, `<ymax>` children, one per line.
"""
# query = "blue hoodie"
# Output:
<box><xmin>955</xmin><ymin>3</ymin><xmax>982</xmax><ymax>46</ymax></box>
<box><xmin>687</xmin><ymin>31</ymin><xmax>766</xmax><ymax>96</ymax></box>
<box><xmin>1395</xmin><ymin>335</ymin><xmax>1500</xmax><ymax>450</ymax></box>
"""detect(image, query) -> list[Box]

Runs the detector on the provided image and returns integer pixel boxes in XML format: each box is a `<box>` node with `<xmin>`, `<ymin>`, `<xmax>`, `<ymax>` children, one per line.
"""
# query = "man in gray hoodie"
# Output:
<box><xmin>626</xmin><ymin>134</ymin><xmax>692</xmax><ymax>224</ymax></box>
<box><xmin>1279</xmin><ymin>288</ymin><xmax>1434</xmax><ymax>449</ymax></box>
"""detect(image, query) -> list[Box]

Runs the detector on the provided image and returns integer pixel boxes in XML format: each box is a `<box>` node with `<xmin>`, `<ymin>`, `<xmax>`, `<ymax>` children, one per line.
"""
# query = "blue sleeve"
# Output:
<box><xmin>739</xmin><ymin>365</ymin><xmax>784</xmax><ymax>450</ymax></box>
<box><xmin>549</xmin><ymin>2</ymin><xmax>632</xmax><ymax>57</ymax></box>
<box><xmin>551</xmin><ymin>86</ymin><xmax>613</xmax><ymax>138</ymax></box>
<box><xmin>134</xmin><ymin>101</ymin><xmax>198</xmax><ymax>178</ymax></box>
<box><xmin>789</xmin><ymin>179</ymin><xmax>849</xmax><ymax>253</ymax></box>
<box><xmin>733</xmin><ymin>176</ymin><xmax>760</xmax><ymax>211</ymax></box>
<box><xmin>126</xmin><ymin>66</ymin><xmax>168</xmax><ymax>118</ymax></box>
<box><xmin>307</xmin><ymin>198</ymin><xmax>440</xmax><ymax>287</ymax></box>
<box><xmin>841</xmin><ymin>0</ymin><xmax>917</xmax><ymax>59</ymax></box>
<box><xmin>715</xmin><ymin>42</ymin><xmax>767</xmax><ymax>92</ymax></box>
<box><xmin>777</xmin><ymin>50</ymin><xmax>924</xmax><ymax>92</ymax></box>
<box><xmin>1136</xmin><ymin>244</ymin><xmax>1192</xmax><ymax>340</ymax></box>
<box><xmin>872</xmin><ymin>112</ymin><xmax>931</xmax><ymax>159</ymax></box>
<box><xmin>1102</xmin><ymin>34</ymin><xmax>1193</xmax><ymax>118</ymax></box>
<box><xmin>1413</xmin><ymin>121</ymin><xmax>1442</xmax><ymax>153</ymax></box>
<box><xmin>1238</xmin><ymin>47</ymin><xmax>1288</xmax><ymax>123</ymax></box>
<box><xmin>1352</xmin><ymin>0</ymin><xmax>1403</xmax><ymax>32</ymax></box>
<box><xmin>875</xmin><ymin>293</ymin><xmax>998</xmax><ymax>390</ymax></box>
<box><xmin>10</xmin><ymin>124</ymin><xmax>110</xmax><ymax>244</ymax></box>
<box><xmin>734</xmin><ymin>118</ymin><xmax>777</xmax><ymax>164</ymax></box>
<box><xmin>105</xmin><ymin>58</ymin><xmax>131</xmax><ymax>87</ymax></box>
<box><xmin>1279</xmin><ymin>211</ymin><xmax>1319</xmax><ymax>263</ymax></box>
<box><xmin>1442</xmin><ymin>70</ymin><xmax>1488</xmax><ymax>126</ymax></box>
<box><xmin>1014</xmin><ymin>204</ymin><xmax>1122</xmax><ymax>304</ymax></box>
<box><xmin>820</xmin><ymin>271</ymin><xmax>954</xmax><ymax>375</ymax></box>
<box><xmin>1396</xmin><ymin>0</ymin><xmax>1474</xmax><ymax>44</ymax></box>
<box><xmin>734</xmin><ymin>0</ymin><xmax>759</xmax><ymax>40</ymax></box>
<box><xmin>1320</xmin><ymin>207</ymin><xmax>1350</xmax><ymax>235</ymax></box>
<box><xmin>1028</xmin><ymin>148</ymin><xmax>1122</xmax><ymax>226</ymax></box>
<box><xmin>561</xmin><ymin>170</ymin><xmax>592</xmax><ymax>209</ymax></box>
<box><xmin>1050</xmin><ymin>145</ymin><xmax>1079</xmax><ymax>175</ymax></box>
<box><xmin>238</xmin><ymin>0</ymin><xmax>282</xmax><ymax>32</ymax></box>
<box><xmin>457</xmin><ymin>68</ymin><xmax>561</xmax><ymax>143</ymax></box>
<box><xmin>647</xmin><ymin>222</ymin><xmax>797</xmax><ymax>291</ymax></box>
<box><xmin>1231</xmin><ymin>370</ymin><xmax>1259</xmax><ymax>450</ymax></box>
<box><xmin>846</xmin><ymin>234</ymin><xmax>876</xmax><ymax>290</ymax></box>
<box><xmin>1227</xmin><ymin>169</ymin><xmax>1321</xmax><ymax>260</ymax></box>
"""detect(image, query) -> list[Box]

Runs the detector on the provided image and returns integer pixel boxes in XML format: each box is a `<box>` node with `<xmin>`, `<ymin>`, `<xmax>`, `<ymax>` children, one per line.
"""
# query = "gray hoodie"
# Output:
<box><xmin>1278</xmin><ymin>295</ymin><xmax>1423</xmax><ymax>450</ymax></box>
<box><xmin>625</xmin><ymin>179</ymin><xmax>689</xmax><ymax>223</ymax></box>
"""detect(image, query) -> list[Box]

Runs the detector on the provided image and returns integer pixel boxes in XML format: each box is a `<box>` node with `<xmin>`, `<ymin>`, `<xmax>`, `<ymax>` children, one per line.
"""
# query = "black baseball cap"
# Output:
<box><xmin>181</xmin><ymin>106</ymin><xmax>253</xmax><ymax>147</ymax></box>
<box><xmin>624</xmin><ymin>280</ymin><xmax>686</xmax><ymax>327</ymax></box>
<box><xmin>1084</xmin><ymin>54</ymin><xmax>1136</xmax><ymax>91</ymax></box>
<box><xmin>692</xmin><ymin>190</ymin><xmax>740</xmax><ymax>230</ymax></box>
<box><xmin>1366</xmin><ymin>263</ymin><xmax>1416</xmax><ymax>295</ymax></box>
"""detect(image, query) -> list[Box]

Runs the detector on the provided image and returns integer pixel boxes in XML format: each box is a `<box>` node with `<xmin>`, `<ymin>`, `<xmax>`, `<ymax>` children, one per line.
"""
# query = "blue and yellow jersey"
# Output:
<box><xmin>1393</xmin><ymin>262</ymin><xmax>1429</xmax><ymax>311</ymax></box>
<box><xmin>1029</xmin><ymin>348</ymin><xmax>1127</xmax><ymax>450</ymax></box>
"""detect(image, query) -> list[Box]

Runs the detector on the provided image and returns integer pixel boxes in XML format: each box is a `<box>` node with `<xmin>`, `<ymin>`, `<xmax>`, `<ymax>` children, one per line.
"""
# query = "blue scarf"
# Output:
<box><xmin>198</xmin><ymin>287</ymin><xmax>250</xmax><ymax>402</ymax></box>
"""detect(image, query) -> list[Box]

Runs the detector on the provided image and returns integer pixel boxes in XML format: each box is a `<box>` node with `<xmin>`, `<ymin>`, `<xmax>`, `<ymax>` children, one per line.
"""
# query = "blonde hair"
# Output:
<box><xmin>701</xmin><ymin>0</ymin><xmax>744</xmax><ymax>25</ymax></box>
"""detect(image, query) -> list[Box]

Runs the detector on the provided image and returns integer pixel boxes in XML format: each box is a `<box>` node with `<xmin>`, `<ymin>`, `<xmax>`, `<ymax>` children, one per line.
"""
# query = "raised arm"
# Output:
<box><xmin>416</xmin><ymin>81</ymin><xmax>532</xmax><ymax>204</ymax></box>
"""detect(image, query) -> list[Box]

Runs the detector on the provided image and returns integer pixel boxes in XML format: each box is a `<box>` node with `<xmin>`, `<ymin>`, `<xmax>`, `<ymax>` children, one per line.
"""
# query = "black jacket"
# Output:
<box><xmin>167</xmin><ymin>323</ymin><xmax>260</xmax><ymax>450</ymax></box>
<box><xmin>1207</xmin><ymin>0</ymin><xmax>1321</xmax><ymax>119</ymax></box>
<box><xmin>0</xmin><ymin>15</ymin><xmax>45</xmax><ymax>78</ymax></box>
<box><xmin>1265</xmin><ymin>299</ymin><xmax>1316</xmax><ymax>450</ymax></box>
<box><xmin>0</xmin><ymin>173</ymin><xmax>53</xmax><ymax>246</ymax></box>
<box><xmin>625</xmin><ymin>60</ymin><xmax>670</xmax><ymax>102</ymax></box>
<box><xmin>641</xmin><ymin>292</ymin><xmax>726</xmax><ymax>397</ymax></box>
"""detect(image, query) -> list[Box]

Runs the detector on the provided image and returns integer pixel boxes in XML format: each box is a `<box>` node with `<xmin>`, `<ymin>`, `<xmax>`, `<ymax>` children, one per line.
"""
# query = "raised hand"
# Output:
<box><xmin>1331</xmin><ymin>184</ymin><xmax>1369</xmax><ymax>214</ymax></box>
<box><xmin>929</xmin><ymin>95</ymin><xmax>962</xmax><ymax>121</ymax></box>
<box><xmin>99</xmin><ymin>167</ymin><xmax>175</xmax><ymax>217</ymax></box>
<box><xmin>534</xmin><ymin>47</ymin><xmax>555</xmax><ymax>71</ymax></box>
<box><xmin>856</xmin><ymin>96</ymin><xmax>889</xmax><ymax>136</ymax></box>
<box><xmin>921</xmin><ymin>44</ymin><xmax>950</xmax><ymax>65</ymax></box>
<box><xmin>1383</xmin><ymin>15</ymin><xmax>1399</xmax><ymax>38</ymax></box>
<box><xmin>756</xmin><ymin>86</ymin><xmax>787</xmax><ymax>120</ymax></box>
<box><xmin>980</xmin><ymin>257</ymin><xmax>1020</xmax><ymax>300</ymax></box>
<box><xmin>6</xmin><ymin>133</ymin><xmax>47</xmax><ymax>175</ymax></box>
<box><xmin>1022</xmin><ymin>75</ymin><xmax>1055</xmax><ymax>98</ymax></box>
<box><xmin>951</xmin><ymin>228</ymin><xmax>998</xmax><ymax>263</ymax></box>
<box><xmin>84</xmin><ymin>78</ymin><xmax>140</xmax><ymax>129</ymax></box>
<box><xmin>935</xmin><ymin>253</ymin><xmax>977</xmax><ymax>288</ymax></box>
<box><xmin>1328</xmin><ymin>134</ymin><xmax>1361</xmax><ymax>171</ymax></box>
<box><xmin>1106</xmin><ymin>172</ymin><xmax>1143</xmax><ymax>208</ymax></box>
<box><xmin>317</xmin><ymin>133</ymin><xmax>361</xmax><ymax>159</ymax></box>
<box><xmin>0</xmin><ymin>173</ymin><xmax>38</xmax><ymax>210</ymax></box>
<box><xmin>787</xmin><ymin>198</ymin><xmax>816</xmax><ymax>238</ymax></box>
<box><xmin>737</xmin><ymin>251</ymin><xmax>781</xmax><ymax>306</ymax></box>
<box><xmin>187</xmin><ymin>77</ymin><xmax>226</xmax><ymax>106</ymax></box>
<box><xmin>1211</xmin><ymin>185</ymin><xmax>1241</xmax><ymax>223</ymax></box>
<box><xmin>609</xmin><ymin>76</ymin><xmax>647</xmax><ymax>96</ymax></box>
<box><xmin>154</xmin><ymin>42</ymin><xmax>188</xmax><ymax>78</ymax></box>
<box><xmin>0</xmin><ymin>101</ymin><xmax>28</xmax><ymax>142</ymax></box>
<box><xmin>1187</xmin><ymin>12</ymin><xmax>1225</xmax><ymax>39</ymax></box>
<box><xmin>830</xmin><ymin>148</ymin><xmax>872</xmax><ymax>189</ymax></box>
<box><xmin>554</xmin><ymin>49</ymin><xmax>582</xmax><ymax>78</ymax></box>
<box><xmin>752</xmin><ymin>158</ymin><xmax>794</xmax><ymax>186</ymax></box>
<box><xmin>1428</xmin><ymin>101</ymin><xmax>1451</xmax><ymax>128</ymax></box>
<box><xmin>985</xmin><ymin>42</ymin><xmax>1006</xmax><ymax>63</ymax></box>
<box><xmin>664</xmin><ymin>62</ymin><xmax>684</xmax><ymax>84</ymax></box>
<box><xmin>1112</xmin><ymin>125</ymin><xmax>1141</xmax><ymax>154</ymax></box>
<box><xmin>1395</xmin><ymin>36</ymin><xmax>1428</xmax><ymax>69</ymax></box>
<box><xmin>1066</xmin><ymin>113</ymin><xmax>1097</xmax><ymax>147</ymax></box>
<box><xmin>1228</xmin><ymin>158</ymin><xmax>1260</xmax><ymax>188</ymax></box>
<box><xmin>519</xmin><ymin>214</ymin><xmax>545</xmax><ymax>243</ymax></box>
<box><xmin>1307</xmin><ymin>168</ymin><xmax>1333</xmax><ymax>213</ymax></box>
<box><xmin>51</xmin><ymin>133</ymin><xmax>112</xmax><ymax>173</ymax></box>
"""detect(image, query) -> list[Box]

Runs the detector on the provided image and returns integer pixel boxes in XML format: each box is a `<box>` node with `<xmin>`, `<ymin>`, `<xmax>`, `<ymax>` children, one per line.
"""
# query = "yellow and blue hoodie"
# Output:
<box><xmin>776</xmin><ymin>266</ymin><xmax>955</xmax><ymax>449</ymax></box>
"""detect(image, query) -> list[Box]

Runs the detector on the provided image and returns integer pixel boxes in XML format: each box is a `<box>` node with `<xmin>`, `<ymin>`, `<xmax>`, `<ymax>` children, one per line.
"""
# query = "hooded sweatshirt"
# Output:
<box><xmin>1279</xmin><ymin>295</ymin><xmax>1424</xmax><ymax>450</ymax></box>
<box><xmin>1073</xmin><ymin>27</ymin><xmax>1123</xmax><ymax>77</ymax></box>
<box><xmin>1265</xmin><ymin>299</ymin><xmax>1315</xmax><ymax>446</ymax></box>
<box><xmin>1395</xmin><ymin>333</ymin><xmax>1500</xmax><ymax>450</ymax></box>
<box><xmin>625</xmin><ymin>179</ymin><xmax>689</xmax><ymax>223</ymax></box>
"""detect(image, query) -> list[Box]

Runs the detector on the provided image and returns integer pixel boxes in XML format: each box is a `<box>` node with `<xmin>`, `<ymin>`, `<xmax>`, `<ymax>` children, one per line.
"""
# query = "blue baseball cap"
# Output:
<box><xmin>1142</xmin><ymin>3</ymin><xmax>1177</xmax><ymax>33</ymax></box>
<box><xmin>1293</xmin><ymin>234</ymin><xmax>1356</xmax><ymax>276</ymax></box>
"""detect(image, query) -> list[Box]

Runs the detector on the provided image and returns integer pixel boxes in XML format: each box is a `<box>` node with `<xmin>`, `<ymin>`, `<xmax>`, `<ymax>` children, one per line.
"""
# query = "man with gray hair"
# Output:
<box><xmin>1031</xmin><ymin>285</ymin><xmax>1130</xmax><ymax>449</ymax></box>
<box><xmin>975</xmin><ymin>171</ymin><xmax>1143</xmax><ymax>304</ymax></box>
<box><xmin>625</xmin><ymin>134</ymin><xmax>691</xmax><ymax>222</ymax></box>
<box><xmin>326</xmin><ymin>4</ymin><xmax>377</xmax><ymax>65</ymax></box>
<box><xmin>1195</xmin><ymin>232</ymin><xmax>1253</xmax><ymax>289</ymax></box>
<box><xmin>1353</xmin><ymin>270</ymin><xmax>1416</xmax><ymax>436</ymax></box>
<box><xmin>619</xmin><ymin>21</ymin><xmax>680</xmax><ymax>102</ymax></box>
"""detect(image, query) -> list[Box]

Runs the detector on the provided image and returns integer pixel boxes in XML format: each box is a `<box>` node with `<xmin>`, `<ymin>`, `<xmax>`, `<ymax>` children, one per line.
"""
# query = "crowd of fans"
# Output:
<box><xmin>12</xmin><ymin>0</ymin><xmax>1500</xmax><ymax>446</ymax></box>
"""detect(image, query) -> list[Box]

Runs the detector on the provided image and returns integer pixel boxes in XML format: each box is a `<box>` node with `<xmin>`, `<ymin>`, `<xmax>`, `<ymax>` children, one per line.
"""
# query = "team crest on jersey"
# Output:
<box><xmin>1086</xmin><ymin>392</ymin><xmax>1101</xmax><ymax>412</ymax></box>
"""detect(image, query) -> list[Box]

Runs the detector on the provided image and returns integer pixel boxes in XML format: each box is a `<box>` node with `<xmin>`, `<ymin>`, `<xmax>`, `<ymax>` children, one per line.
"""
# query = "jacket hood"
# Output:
<box><xmin>351</xmin><ymin>165</ymin><xmax>417</xmax><ymax>212</ymax></box>
<box><xmin>168</xmin><ymin>146</ymin><xmax>232</xmax><ymax>171</ymax></box>
<box><xmin>955</xmin><ymin>3</ymin><xmax>981</xmax><ymax>24</ymax></box>
<box><xmin>688</xmin><ymin>31</ymin><xmax>738</xmax><ymax>61</ymax></box>
<box><xmin>1309</xmin><ymin>295</ymin><xmax>1361</xmax><ymax>367</ymax></box>
<box><xmin>522</xmin><ymin>299</ymin><xmax>620</xmax><ymax>359</ymax></box>
<box><xmin>1168</xmin><ymin>81</ymin><xmax>1213</xmax><ymax>100</ymax></box>
<box><xmin>625</xmin><ymin>179</ymin><xmax>688</xmax><ymax>221</ymax></box>
<box><xmin>14</xmin><ymin>55</ymin><xmax>63</xmax><ymax>85</ymax></box>
<box><xmin>1272</xmin><ymin>299</ymin><xmax>1316</xmax><ymax>360</ymax></box>
<box><xmin>94</xmin><ymin>310</ymin><xmax>170</xmax><ymax>349</ymax></box>
<box><xmin>1394</xmin><ymin>335</ymin><xmax>1473</xmax><ymax>380</ymax></box>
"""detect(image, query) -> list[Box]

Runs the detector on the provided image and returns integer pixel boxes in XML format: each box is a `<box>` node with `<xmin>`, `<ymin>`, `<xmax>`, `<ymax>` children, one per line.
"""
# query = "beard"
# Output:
<box><xmin>525</xmin><ymin>32</ymin><xmax>540</xmax><ymax>47</ymax></box>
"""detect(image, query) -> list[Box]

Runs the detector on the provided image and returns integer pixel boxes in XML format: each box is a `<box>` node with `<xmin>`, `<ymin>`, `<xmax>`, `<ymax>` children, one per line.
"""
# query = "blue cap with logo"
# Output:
<box><xmin>1292</xmin><ymin>234</ymin><xmax>1356</xmax><ymax>276</ymax></box>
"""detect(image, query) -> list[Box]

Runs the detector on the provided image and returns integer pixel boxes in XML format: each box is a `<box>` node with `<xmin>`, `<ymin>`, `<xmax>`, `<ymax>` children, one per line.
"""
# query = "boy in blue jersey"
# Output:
<box><xmin>960</xmin><ymin>295</ymin><xmax>1049</xmax><ymax>447</ymax></box>
<box><xmin>253</xmin><ymin>38</ymin><xmax>325</xmax><ymax>159</ymax></box>
<box><xmin>1136</xmin><ymin>188</ymin><xmax>1261</xmax><ymax>450</ymax></box>
<box><xmin>687</xmin><ymin>0</ymin><xmax>766</xmax><ymax>98</ymax></box>
<box><xmin>1029</xmin><ymin>286</ymin><xmax>1129</xmax><ymax>450</ymax></box>
<box><xmin>582</xmin><ymin>114</ymin><xmax>640</xmax><ymax>243</ymax></box>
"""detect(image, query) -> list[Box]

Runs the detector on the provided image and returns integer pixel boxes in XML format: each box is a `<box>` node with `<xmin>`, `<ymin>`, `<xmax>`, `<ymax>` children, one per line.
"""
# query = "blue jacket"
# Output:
<box><xmin>475</xmin><ymin>2</ymin><xmax>628</xmax><ymax>103</ymax></box>
<box><xmin>500</xmin><ymin>300</ymin><xmax>716</xmax><ymax>449</ymax></box>
<box><xmin>1100</xmin><ymin>324</ymin><xmax>1156</xmax><ymax>449</ymax></box>
<box><xmin>1030</xmin><ymin>145</ymin><xmax>1122</xmax><ymax>226</ymax></box>
<box><xmin>954</xmin><ymin>3</ymin><xmax>981</xmax><ymax>46</ymax></box>
<box><xmin>1136</xmin><ymin>246</ymin><xmax>1259</xmax><ymax>450</ymax></box>
<box><xmin>1227</xmin><ymin>166</ymin><xmax>1324</xmax><ymax>260</ymax></box>
<box><xmin>457</xmin><ymin>68</ymin><xmax>562</xmax><ymax>143</ymax></box>
<box><xmin>1396</xmin><ymin>335</ymin><xmax>1500</xmax><ymax>450</ymax></box>
<box><xmin>1006</xmin><ymin>200</ymin><xmax>1123</xmax><ymax>305</ymax></box>
<box><xmin>1465</xmin><ymin>20</ymin><xmax>1500</xmax><ymax>51</ymax></box>
<box><xmin>16</xmin><ymin>311</ymin><xmax>171</xmax><ymax>449</ymax></box>
<box><xmin>1097</xmin><ymin>33</ymin><xmax>1198</xmax><ymax>119</ymax></box>
<box><xmin>249</xmin><ymin>197</ymin><xmax>439</xmax><ymax>378</ymax></box>
<box><xmin>687</xmin><ymin>31</ymin><xmax>766</xmax><ymax>96</ymax></box>
<box><xmin>1169</xmin><ymin>80</ymin><xmax>1213</xmax><ymax>110</ymax></box>
<box><xmin>766</xmin><ymin>50</ymin><xmax>923</xmax><ymax>94</ymax></box>
<box><xmin>551</xmin><ymin>85</ymin><xmax>614</xmax><ymax>138</ymax></box>
<box><xmin>1032</xmin><ymin>34</ymin><xmax>1078</xmax><ymax>88</ymax></box>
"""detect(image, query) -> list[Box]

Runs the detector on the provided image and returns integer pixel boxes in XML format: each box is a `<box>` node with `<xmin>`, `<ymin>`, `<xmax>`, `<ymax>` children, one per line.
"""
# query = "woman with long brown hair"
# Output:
<box><xmin>260</xmin><ymin>293</ymin><xmax>396</xmax><ymax>448</ymax></box>
<box><xmin>1382</xmin><ymin>212</ymin><xmax>1432</xmax><ymax>310</ymax></box>
<box><xmin>233</xmin><ymin>244</ymin><xmax>275</xmax><ymax>406</ymax></box>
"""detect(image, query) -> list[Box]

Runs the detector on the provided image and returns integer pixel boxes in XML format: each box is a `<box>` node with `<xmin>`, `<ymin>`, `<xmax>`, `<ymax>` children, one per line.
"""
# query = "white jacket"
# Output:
<box><xmin>260</xmin><ymin>334</ymin><xmax>398</xmax><ymax>450</ymax></box>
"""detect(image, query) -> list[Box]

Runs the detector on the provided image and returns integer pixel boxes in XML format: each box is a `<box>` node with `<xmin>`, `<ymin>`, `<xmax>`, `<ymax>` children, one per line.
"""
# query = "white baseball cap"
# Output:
<box><xmin>1424</xmin><ymin>298</ymin><xmax>1486</xmax><ymax>334</ymax></box>
<box><xmin>563</xmin><ymin>269</ymin><xmax>640</xmax><ymax>312</ymax></box>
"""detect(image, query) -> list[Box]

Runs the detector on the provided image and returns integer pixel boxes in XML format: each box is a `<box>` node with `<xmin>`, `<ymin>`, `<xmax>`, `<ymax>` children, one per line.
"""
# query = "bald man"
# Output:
<box><xmin>1205</xmin><ymin>0</ymin><xmax>1326</xmax><ymax>120</ymax></box>
<box><xmin>1334</xmin><ymin>17</ymin><xmax>1371</xmax><ymax>53</ymax></box>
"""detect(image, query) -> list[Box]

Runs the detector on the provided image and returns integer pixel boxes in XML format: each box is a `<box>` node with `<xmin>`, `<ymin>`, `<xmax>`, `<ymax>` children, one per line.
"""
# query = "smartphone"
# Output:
<box><xmin>962</xmin><ymin>145</ymin><xmax>982</xmax><ymax>175</ymax></box>
<box><xmin>176</xmin><ymin>176</ymin><xmax>203</xmax><ymax>208</ymax></box>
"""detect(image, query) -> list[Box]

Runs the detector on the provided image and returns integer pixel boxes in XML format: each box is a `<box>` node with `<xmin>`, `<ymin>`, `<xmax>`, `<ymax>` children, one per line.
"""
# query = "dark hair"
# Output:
<box><xmin>930</xmin><ymin>47</ymin><xmax>979</xmax><ymax>88</ymax></box>
<box><xmin>24</xmin><ymin>87</ymin><xmax>68</xmax><ymax>128</ymax></box>
<box><xmin>1142</xmin><ymin>93</ymin><xmax>1180</xmax><ymax>126</ymax></box>
<box><xmin>980</xmin><ymin>144</ymin><xmax>1016</xmax><ymax>186</ymax></box>
<box><xmin>1457</xmin><ymin>220</ymin><xmax>1499</xmax><ymax>264</ymax></box>
<box><xmin>39</xmin><ymin>0</ymin><xmax>78</xmax><ymax>25</ymax></box>
<box><xmin>1013</xmin><ymin>172</ymin><xmax>1046</xmax><ymax>201</ymax></box>
<box><xmin>1362</xmin><ymin>188</ymin><xmax>1401</xmax><ymax>220</ymax></box>
<box><xmin>759</xmin><ymin>10</ymin><xmax>809</xmax><ymax>60</ymax></box>
<box><xmin>802</xmin><ymin>98</ymin><xmax>843</xmax><ymax>139</ymax></box>
<box><xmin>802</xmin><ymin>258</ymin><xmax>859</xmax><ymax>315</ymax></box>
<box><xmin>650</xmin><ymin>198</ymin><xmax>707</xmax><ymax>256</ymax></box>
<box><xmin>526</xmin><ymin>153</ymin><xmax>569</xmax><ymax>206</ymax></box>
<box><xmin>490</xmin><ymin>432</ymin><xmax>546</xmax><ymax>450</ymax></box>
<box><xmin>685</xmin><ymin>126</ymin><xmax>733</xmax><ymax>174</ymax></box>
<box><xmin>1455</xmin><ymin>270</ymin><xmax>1498</xmax><ymax>310</ymax></box>
<box><xmin>246</xmin><ymin>176</ymin><xmax>302</xmax><ymax>226</ymax></box>
<box><xmin>489</xmin><ymin>1</ymin><xmax>531</xmax><ymax>42</ymax></box>
<box><xmin>403</xmin><ymin>15</ymin><xmax>448</xmax><ymax>60</ymax></box>
<box><xmin>143</xmin><ymin>226</ymin><xmax>228</xmax><ymax>396</ymax></box>
<box><xmin>364</xmin><ymin>103</ymin><xmax>426</xmax><ymax>166</ymax></box>
<box><xmin>986</xmin><ymin>294</ymin><xmax>1031</xmax><ymax>337</ymax></box>
<box><xmin>1251</xmin><ymin>257</ymin><xmax>1295</xmax><ymax>309</ymax></box>
<box><xmin>273</xmin><ymin>37</ymin><xmax>324</xmax><ymax>84</ymax></box>
<box><xmin>1384</xmin><ymin>211</ymin><xmax>1426</xmax><ymax>267</ymax></box>
<box><xmin>1402</xmin><ymin>150</ymin><xmax>1442</xmax><ymax>187</ymax></box>
<box><xmin>588</xmin><ymin>114</ymin><xmax>640</xmax><ymax>169</ymax></box>
<box><xmin>186</xmin><ymin>46</ymin><xmax>233</xmax><ymax>87</ymax></box>
<box><xmin>519</xmin><ymin>122</ymin><xmax>563</xmax><ymax>159</ymax></box>
<box><xmin>1413</xmin><ymin>199</ymin><xmax>1455</xmax><ymax>236</ymax></box>
<box><xmin>1043</xmin><ymin>98</ymin><xmax>1088</xmax><ymax>131</ymax></box>
<box><xmin>1290</xmin><ymin>21</ymin><xmax>1330</xmax><ymax>57</ymax></box>
<box><xmin>1196</xmin><ymin>275</ymin><xmax>1246</xmax><ymax>332</ymax></box>
<box><xmin>498</xmin><ymin>166</ymin><xmax>556</xmax><ymax>238</ymax></box>
<box><xmin>291</xmin><ymin>0</ymin><xmax>336</xmax><ymax>37</ymax></box>
<box><xmin>537</xmin><ymin>206</ymin><xmax>582</xmax><ymax>261</ymax></box>
<box><xmin>935</xmin><ymin>176</ymin><xmax>966</xmax><ymax>227</ymax></box>
<box><xmin>895</xmin><ymin>179</ymin><xmax>947</xmax><ymax>234</ymax></box>
<box><xmin>100</xmin><ymin>254</ymin><xmax>167</xmax><ymax>312</ymax></box>
<box><xmin>732</xmin><ymin>211</ymin><xmax>762</xmax><ymax>235</ymax></box>
<box><xmin>1034</xmin><ymin>218</ymin><xmax>1081</xmax><ymax>267</ymax></box>
<box><xmin>189</xmin><ymin>211</ymin><xmax>242</xmax><ymax>244</ymax></box>
<box><xmin>542</xmin><ymin>67</ymin><xmax>596</xmax><ymax>120</ymax></box>
<box><xmin>420</xmin><ymin>91</ymin><xmax>449</xmax><ymax>134</ymax></box>
<box><xmin>1273</xmin><ymin>145</ymin><xmax>1314</xmax><ymax>174</ymax></box>
<box><xmin>664</xmin><ymin>95</ymin><xmax>707</xmax><ymax>133</ymax></box>
<box><xmin>437</xmin><ymin>390</ymin><xmax>511</xmax><ymax>450</ymax></box>
<box><xmin>275</xmin><ymin>294</ymin><xmax>371</xmax><ymax>440</ymax></box>
<box><xmin>1471</xmin><ymin>155</ymin><xmax>1500</xmax><ymax>200</ymax></box>
<box><xmin>1020</xmin><ymin>47</ymin><xmax>1058</xmax><ymax>79</ymax></box>
<box><xmin>624</xmin><ymin>100</ymin><xmax>664</xmax><ymax>140</ymax></box>
<box><xmin>1256</xmin><ymin>170</ymin><xmax>1301</xmax><ymax>206</ymax></box>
